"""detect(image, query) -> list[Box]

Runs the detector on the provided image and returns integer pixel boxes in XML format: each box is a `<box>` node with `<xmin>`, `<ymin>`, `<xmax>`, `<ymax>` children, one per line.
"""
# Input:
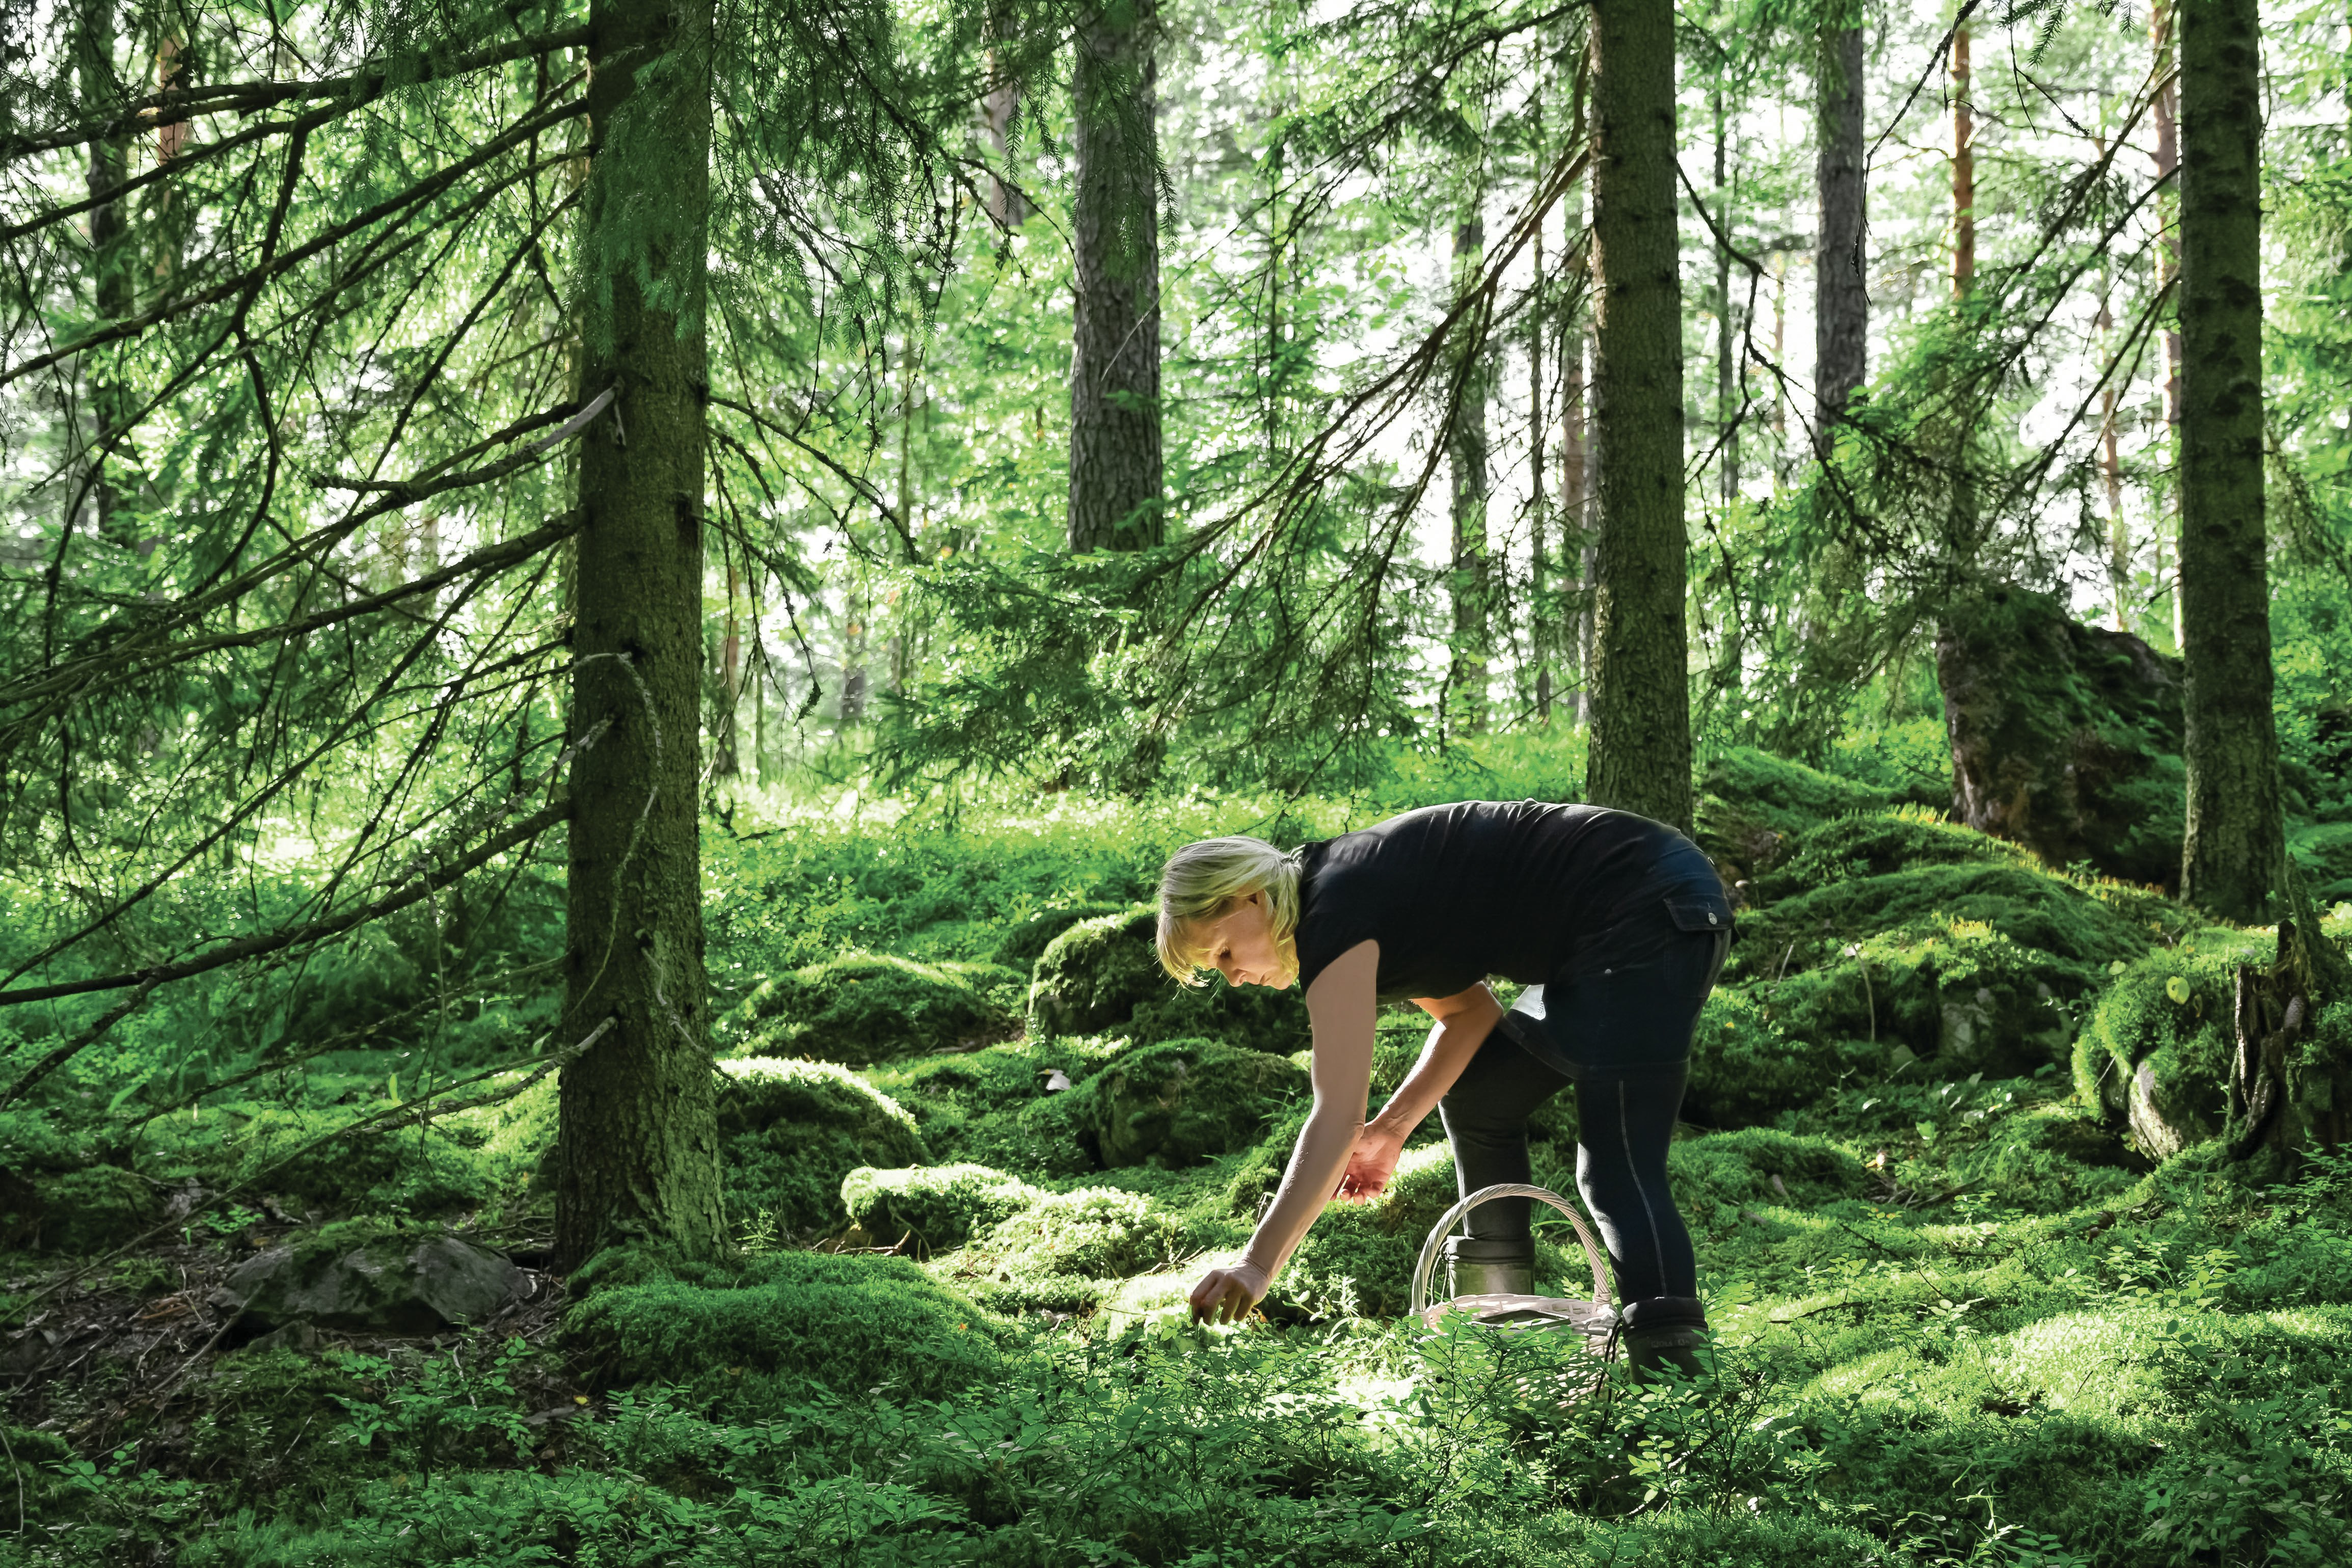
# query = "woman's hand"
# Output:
<box><xmin>1187</xmin><ymin>1261</ymin><xmax>1269</xmax><ymax>1324</ymax></box>
<box><xmin>1335</xmin><ymin>1121</ymin><xmax>1405</xmax><ymax>1202</ymax></box>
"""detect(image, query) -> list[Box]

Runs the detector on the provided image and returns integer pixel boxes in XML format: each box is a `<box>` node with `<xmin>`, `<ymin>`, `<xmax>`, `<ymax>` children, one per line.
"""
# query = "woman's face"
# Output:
<box><xmin>1195</xmin><ymin>889</ymin><xmax>1287</xmax><ymax>988</ymax></box>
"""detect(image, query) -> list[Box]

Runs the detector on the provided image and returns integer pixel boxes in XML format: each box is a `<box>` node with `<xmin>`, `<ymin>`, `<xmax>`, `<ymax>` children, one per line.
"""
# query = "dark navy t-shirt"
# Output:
<box><xmin>1290</xmin><ymin>801</ymin><xmax>1726</xmax><ymax>1003</ymax></box>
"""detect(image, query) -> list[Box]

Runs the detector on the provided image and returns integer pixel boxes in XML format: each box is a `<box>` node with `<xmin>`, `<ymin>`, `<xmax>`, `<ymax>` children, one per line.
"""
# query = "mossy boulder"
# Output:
<box><xmin>840</xmin><ymin>1163</ymin><xmax>1045</xmax><ymax>1253</ymax></box>
<box><xmin>26</xmin><ymin>1164</ymin><xmax>158</xmax><ymax>1254</ymax></box>
<box><xmin>211</xmin><ymin>1219</ymin><xmax>526</xmax><ymax>1335</ymax></box>
<box><xmin>935</xmin><ymin>1185</ymin><xmax>1226</xmax><ymax>1315</ymax></box>
<box><xmin>992</xmin><ymin>902</ymin><xmax>1124</xmax><ymax>970</ymax></box>
<box><xmin>2073</xmin><ymin>933</ymin><xmax>2269</xmax><ymax>1158</ymax></box>
<box><xmin>565</xmin><ymin>1250</ymin><xmax>1008</xmax><ymax>1403</ymax></box>
<box><xmin>1936</xmin><ymin>583</ymin><xmax>2185</xmax><ymax>889</ymax></box>
<box><xmin>1077</xmin><ymin>1038</ymin><xmax>1309</xmax><ymax>1167</ymax></box>
<box><xmin>1695</xmin><ymin>746</ymin><xmax>1893</xmax><ymax>888</ymax></box>
<box><xmin>715</xmin><ymin>1057</ymin><xmax>928</xmax><ymax>1238</ymax></box>
<box><xmin>1685</xmin><ymin>988</ymin><xmax>1889</xmax><ymax>1126</ymax></box>
<box><xmin>1027</xmin><ymin>905</ymin><xmax>1310</xmax><ymax>1052</ymax></box>
<box><xmin>870</xmin><ymin>1040</ymin><xmax>1103</xmax><ymax>1181</ymax></box>
<box><xmin>733</xmin><ymin>953</ymin><xmax>1018</xmax><ymax>1067</ymax></box>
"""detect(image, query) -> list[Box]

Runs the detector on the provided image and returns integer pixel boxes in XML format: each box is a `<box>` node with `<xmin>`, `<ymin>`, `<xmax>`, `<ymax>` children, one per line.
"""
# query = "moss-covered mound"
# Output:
<box><xmin>1027</xmin><ymin>906</ymin><xmax>1309</xmax><ymax>1053</ymax></box>
<box><xmin>565</xmin><ymin>1250</ymin><xmax>1009</xmax><ymax>1403</ymax></box>
<box><xmin>213</xmin><ymin>1108</ymin><xmax>502</xmax><ymax>1219</ymax></box>
<box><xmin>992</xmin><ymin>901</ymin><xmax>1125</xmax><ymax>970</ymax></box>
<box><xmin>940</xmin><ymin>1185</ymin><xmax>1231</xmax><ymax>1315</ymax></box>
<box><xmin>1695</xmin><ymin>746</ymin><xmax>1893</xmax><ymax>887</ymax></box>
<box><xmin>869</xmin><ymin>1039</ymin><xmax>1105</xmax><ymax>1181</ymax></box>
<box><xmin>840</xmin><ymin>1163</ymin><xmax>1045</xmax><ymax>1253</ymax></box>
<box><xmin>2072</xmin><ymin>931</ymin><xmax>2274</xmax><ymax>1158</ymax></box>
<box><xmin>732</xmin><ymin>953</ymin><xmax>1018</xmax><ymax>1067</ymax></box>
<box><xmin>1077</xmin><ymin>1038</ymin><xmax>1309</xmax><ymax>1167</ymax></box>
<box><xmin>714</xmin><ymin>1057</ymin><xmax>927</xmax><ymax>1238</ymax></box>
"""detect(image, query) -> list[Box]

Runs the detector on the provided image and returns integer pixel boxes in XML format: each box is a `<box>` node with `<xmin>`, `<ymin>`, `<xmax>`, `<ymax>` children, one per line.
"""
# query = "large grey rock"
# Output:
<box><xmin>213</xmin><ymin>1228</ymin><xmax>526</xmax><ymax>1335</ymax></box>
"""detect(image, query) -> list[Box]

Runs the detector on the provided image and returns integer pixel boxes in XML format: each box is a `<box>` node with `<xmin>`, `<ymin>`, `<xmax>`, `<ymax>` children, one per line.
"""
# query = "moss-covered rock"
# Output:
<box><xmin>715</xmin><ymin>1058</ymin><xmax>928</xmax><ymax>1238</ymax></box>
<box><xmin>992</xmin><ymin>901</ymin><xmax>1124</xmax><ymax>970</ymax></box>
<box><xmin>1077</xmin><ymin>1038</ymin><xmax>1309</xmax><ymax>1167</ymax></box>
<box><xmin>1695</xmin><ymin>746</ymin><xmax>1893</xmax><ymax>888</ymax></box>
<box><xmin>732</xmin><ymin>953</ymin><xmax>1018</xmax><ymax>1067</ymax></box>
<box><xmin>869</xmin><ymin>1040</ymin><xmax>1105</xmax><ymax>1181</ymax></box>
<box><xmin>2067</xmin><ymin>933</ymin><xmax>2271</xmax><ymax>1159</ymax></box>
<box><xmin>932</xmin><ymin>1184</ymin><xmax>1232</xmax><ymax>1315</ymax></box>
<box><xmin>212</xmin><ymin>1219</ymin><xmax>526</xmax><ymax>1336</ymax></box>
<box><xmin>1685</xmin><ymin>988</ymin><xmax>1889</xmax><ymax>1126</ymax></box>
<box><xmin>564</xmin><ymin>1250</ymin><xmax>1008</xmax><ymax>1403</ymax></box>
<box><xmin>1936</xmin><ymin>583</ymin><xmax>2185</xmax><ymax>889</ymax></box>
<box><xmin>840</xmin><ymin>1163</ymin><xmax>1045</xmax><ymax>1252</ymax></box>
<box><xmin>28</xmin><ymin>1163</ymin><xmax>158</xmax><ymax>1254</ymax></box>
<box><xmin>1027</xmin><ymin>906</ymin><xmax>1309</xmax><ymax>1053</ymax></box>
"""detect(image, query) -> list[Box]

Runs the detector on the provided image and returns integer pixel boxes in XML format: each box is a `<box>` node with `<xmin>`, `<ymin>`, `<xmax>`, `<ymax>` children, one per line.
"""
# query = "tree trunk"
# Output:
<box><xmin>980</xmin><ymin>53</ymin><xmax>1027</xmax><ymax>228</ymax></box>
<box><xmin>1951</xmin><ymin>25</ymin><xmax>1974</xmax><ymax>299</ymax></box>
<box><xmin>1585</xmin><ymin>0</ymin><xmax>1691</xmax><ymax>832</ymax></box>
<box><xmin>2227</xmin><ymin>874</ymin><xmax>2351</xmax><ymax>1168</ymax></box>
<box><xmin>556</xmin><ymin>0</ymin><xmax>726</xmax><ymax>1270</ymax></box>
<box><xmin>2175</xmin><ymin>0</ymin><xmax>2280</xmax><ymax>922</ymax></box>
<box><xmin>1447</xmin><ymin>215</ymin><xmax>1490</xmax><ymax>739</ymax></box>
<box><xmin>2152</xmin><ymin>0</ymin><xmax>2185</xmax><ymax>650</ymax></box>
<box><xmin>1067</xmin><ymin>0</ymin><xmax>1164</xmax><ymax>552</ymax></box>
<box><xmin>1815</xmin><ymin>17</ymin><xmax>1867</xmax><ymax>440</ymax></box>
<box><xmin>1713</xmin><ymin>82</ymin><xmax>1737</xmax><ymax>510</ymax></box>
<box><xmin>1531</xmin><ymin>149</ymin><xmax>1551</xmax><ymax>722</ymax></box>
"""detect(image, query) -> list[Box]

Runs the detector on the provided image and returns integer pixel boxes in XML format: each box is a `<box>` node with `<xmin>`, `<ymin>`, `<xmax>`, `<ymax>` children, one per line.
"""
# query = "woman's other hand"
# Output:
<box><xmin>1335</xmin><ymin>1122</ymin><xmax>1405</xmax><ymax>1202</ymax></box>
<box><xmin>1187</xmin><ymin>1262</ymin><xmax>1269</xmax><ymax>1324</ymax></box>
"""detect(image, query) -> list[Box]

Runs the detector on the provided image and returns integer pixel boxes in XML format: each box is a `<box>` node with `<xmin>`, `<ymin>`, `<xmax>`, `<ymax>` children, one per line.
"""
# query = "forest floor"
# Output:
<box><xmin>3</xmin><ymin>747</ymin><xmax>2350</xmax><ymax>1566</ymax></box>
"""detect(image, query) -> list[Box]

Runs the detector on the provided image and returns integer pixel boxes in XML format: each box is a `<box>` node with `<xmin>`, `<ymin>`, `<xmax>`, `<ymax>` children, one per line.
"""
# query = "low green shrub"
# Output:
<box><xmin>564</xmin><ymin>1249</ymin><xmax>1009</xmax><ymax>1404</ymax></box>
<box><xmin>840</xmin><ymin>1163</ymin><xmax>1044</xmax><ymax>1253</ymax></box>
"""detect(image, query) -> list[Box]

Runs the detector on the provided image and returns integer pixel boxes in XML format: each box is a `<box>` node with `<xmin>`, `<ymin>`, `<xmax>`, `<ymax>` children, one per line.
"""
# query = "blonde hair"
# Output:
<box><xmin>1155</xmin><ymin>836</ymin><xmax>1302</xmax><ymax>986</ymax></box>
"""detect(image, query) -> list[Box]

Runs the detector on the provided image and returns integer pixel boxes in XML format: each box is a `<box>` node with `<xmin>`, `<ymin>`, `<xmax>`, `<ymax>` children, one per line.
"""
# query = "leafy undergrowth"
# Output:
<box><xmin>5</xmin><ymin>764</ymin><xmax>2352</xmax><ymax>1564</ymax></box>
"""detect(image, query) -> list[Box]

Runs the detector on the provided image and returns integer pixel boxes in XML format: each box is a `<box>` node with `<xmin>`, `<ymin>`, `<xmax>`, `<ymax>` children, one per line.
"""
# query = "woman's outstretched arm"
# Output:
<box><xmin>1188</xmin><ymin>939</ymin><xmax>1378</xmax><ymax>1322</ymax></box>
<box><xmin>1336</xmin><ymin>982</ymin><xmax>1503</xmax><ymax>1200</ymax></box>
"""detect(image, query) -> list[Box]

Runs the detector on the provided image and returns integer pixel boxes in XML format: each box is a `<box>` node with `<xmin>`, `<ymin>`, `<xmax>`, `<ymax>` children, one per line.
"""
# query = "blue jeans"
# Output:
<box><xmin>1436</xmin><ymin>893</ymin><xmax>1729</xmax><ymax>1304</ymax></box>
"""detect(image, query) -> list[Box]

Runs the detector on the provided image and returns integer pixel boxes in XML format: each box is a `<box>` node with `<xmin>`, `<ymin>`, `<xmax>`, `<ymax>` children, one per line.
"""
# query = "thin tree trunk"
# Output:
<box><xmin>1448</xmin><ymin>215</ymin><xmax>1490</xmax><ymax>739</ymax></box>
<box><xmin>2175</xmin><ymin>0</ymin><xmax>2280</xmax><ymax>921</ymax></box>
<box><xmin>1067</xmin><ymin>0</ymin><xmax>1164</xmax><ymax>552</ymax></box>
<box><xmin>1531</xmin><ymin>100</ymin><xmax>1551</xmax><ymax>722</ymax></box>
<box><xmin>1585</xmin><ymin>0</ymin><xmax>1691</xmax><ymax>832</ymax></box>
<box><xmin>1714</xmin><ymin>81</ymin><xmax>1737</xmax><ymax>511</ymax></box>
<box><xmin>556</xmin><ymin>0</ymin><xmax>726</xmax><ymax>1270</ymax></box>
<box><xmin>1558</xmin><ymin>310</ymin><xmax>1589</xmax><ymax>724</ymax></box>
<box><xmin>980</xmin><ymin>53</ymin><xmax>1026</xmax><ymax>227</ymax></box>
<box><xmin>75</xmin><ymin>0</ymin><xmax>129</xmax><ymax>549</ymax></box>
<box><xmin>1951</xmin><ymin>25</ymin><xmax>1974</xmax><ymax>299</ymax></box>
<box><xmin>2153</xmin><ymin>0</ymin><xmax>2185</xmax><ymax>649</ymax></box>
<box><xmin>2097</xmin><ymin>218</ymin><xmax>2128</xmax><ymax>630</ymax></box>
<box><xmin>718</xmin><ymin>562</ymin><xmax>742</xmax><ymax>776</ymax></box>
<box><xmin>1815</xmin><ymin>16</ymin><xmax>1867</xmax><ymax>441</ymax></box>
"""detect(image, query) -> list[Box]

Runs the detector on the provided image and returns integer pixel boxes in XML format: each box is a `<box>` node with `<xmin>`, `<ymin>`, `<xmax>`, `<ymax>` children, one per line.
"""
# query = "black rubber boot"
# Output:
<box><xmin>1617</xmin><ymin>1295</ymin><xmax>1712</xmax><ymax>1384</ymax></box>
<box><xmin>1443</xmin><ymin>1237</ymin><xmax>1534</xmax><ymax>1299</ymax></box>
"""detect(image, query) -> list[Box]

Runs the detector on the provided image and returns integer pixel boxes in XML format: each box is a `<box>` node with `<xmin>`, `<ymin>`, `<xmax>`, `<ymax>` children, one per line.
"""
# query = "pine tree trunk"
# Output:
<box><xmin>556</xmin><ymin>0</ymin><xmax>726</xmax><ymax>1270</ymax></box>
<box><xmin>1585</xmin><ymin>0</ymin><xmax>1691</xmax><ymax>832</ymax></box>
<box><xmin>980</xmin><ymin>53</ymin><xmax>1027</xmax><ymax>227</ymax></box>
<box><xmin>2175</xmin><ymin>0</ymin><xmax>2280</xmax><ymax>921</ymax></box>
<box><xmin>1067</xmin><ymin>0</ymin><xmax>1164</xmax><ymax>552</ymax></box>
<box><xmin>1951</xmin><ymin>26</ymin><xmax>1974</xmax><ymax>299</ymax></box>
<box><xmin>1814</xmin><ymin>18</ymin><xmax>1867</xmax><ymax>440</ymax></box>
<box><xmin>2152</xmin><ymin>1</ymin><xmax>2185</xmax><ymax>650</ymax></box>
<box><xmin>1448</xmin><ymin>216</ymin><xmax>1490</xmax><ymax>738</ymax></box>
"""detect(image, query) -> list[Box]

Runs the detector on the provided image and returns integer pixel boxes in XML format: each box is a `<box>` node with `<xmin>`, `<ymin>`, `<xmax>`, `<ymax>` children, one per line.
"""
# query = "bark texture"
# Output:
<box><xmin>1448</xmin><ymin>216</ymin><xmax>1490</xmax><ymax>737</ymax></box>
<box><xmin>1067</xmin><ymin>0</ymin><xmax>1164</xmax><ymax>553</ymax></box>
<box><xmin>556</xmin><ymin>0</ymin><xmax>726</xmax><ymax>1269</ymax></box>
<box><xmin>1814</xmin><ymin>19</ymin><xmax>1867</xmax><ymax>438</ymax></box>
<box><xmin>1585</xmin><ymin>0</ymin><xmax>1691</xmax><ymax>832</ymax></box>
<box><xmin>2175</xmin><ymin>0</ymin><xmax>2281</xmax><ymax>921</ymax></box>
<box><xmin>1950</xmin><ymin>26</ymin><xmax>1974</xmax><ymax>298</ymax></box>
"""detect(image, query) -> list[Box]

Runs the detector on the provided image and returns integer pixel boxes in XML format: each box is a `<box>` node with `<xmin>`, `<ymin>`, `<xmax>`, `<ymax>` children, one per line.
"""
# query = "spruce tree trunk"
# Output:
<box><xmin>1448</xmin><ymin>215</ymin><xmax>1490</xmax><ymax>738</ymax></box>
<box><xmin>1950</xmin><ymin>26</ymin><xmax>1974</xmax><ymax>299</ymax></box>
<box><xmin>1814</xmin><ymin>17</ymin><xmax>1866</xmax><ymax>440</ymax></box>
<box><xmin>1585</xmin><ymin>0</ymin><xmax>1691</xmax><ymax>832</ymax></box>
<box><xmin>2175</xmin><ymin>0</ymin><xmax>2281</xmax><ymax>921</ymax></box>
<box><xmin>2152</xmin><ymin>1</ymin><xmax>2185</xmax><ymax>648</ymax></box>
<box><xmin>556</xmin><ymin>0</ymin><xmax>726</xmax><ymax>1270</ymax></box>
<box><xmin>1067</xmin><ymin>0</ymin><xmax>1164</xmax><ymax>552</ymax></box>
<box><xmin>76</xmin><ymin>0</ymin><xmax>130</xmax><ymax>548</ymax></box>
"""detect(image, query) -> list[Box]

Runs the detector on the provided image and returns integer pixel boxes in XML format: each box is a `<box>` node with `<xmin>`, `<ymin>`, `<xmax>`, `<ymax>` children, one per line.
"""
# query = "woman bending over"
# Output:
<box><xmin>1160</xmin><ymin>800</ymin><xmax>1729</xmax><ymax>1378</ymax></box>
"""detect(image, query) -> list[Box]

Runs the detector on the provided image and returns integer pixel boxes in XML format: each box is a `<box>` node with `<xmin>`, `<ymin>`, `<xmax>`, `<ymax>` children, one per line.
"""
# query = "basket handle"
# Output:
<box><xmin>1409</xmin><ymin>1182</ymin><xmax>1614</xmax><ymax>1318</ymax></box>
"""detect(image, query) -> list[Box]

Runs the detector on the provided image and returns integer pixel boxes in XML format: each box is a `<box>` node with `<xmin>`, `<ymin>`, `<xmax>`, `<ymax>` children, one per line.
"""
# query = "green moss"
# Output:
<box><xmin>992</xmin><ymin>901</ymin><xmax>1124</xmax><ymax>969</ymax></box>
<box><xmin>1694</xmin><ymin>746</ymin><xmax>1894</xmax><ymax>884</ymax></box>
<box><xmin>199</xmin><ymin>1109</ymin><xmax>496</xmax><ymax>1219</ymax></box>
<box><xmin>1686</xmin><ymin>987</ymin><xmax>1889</xmax><ymax>1126</ymax></box>
<box><xmin>27</xmin><ymin>1163</ymin><xmax>158</xmax><ymax>1254</ymax></box>
<box><xmin>840</xmin><ymin>1163</ymin><xmax>1045</xmax><ymax>1252</ymax></box>
<box><xmin>869</xmin><ymin>1039</ymin><xmax>1105</xmax><ymax>1181</ymax></box>
<box><xmin>564</xmin><ymin>1249</ymin><xmax>1009</xmax><ymax>1403</ymax></box>
<box><xmin>730</xmin><ymin>953</ymin><xmax>1017</xmax><ymax>1066</ymax></box>
<box><xmin>1029</xmin><ymin>906</ymin><xmax>1309</xmax><ymax>1052</ymax></box>
<box><xmin>713</xmin><ymin>1058</ymin><xmax>927</xmax><ymax>1238</ymax></box>
<box><xmin>1266</xmin><ymin>1141</ymin><xmax>1462</xmax><ymax>1318</ymax></box>
<box><xmin>1076</xmin><ymin>1037</ymin><xmax>1309</xmax><ymax>1167</ymax></box>
<box><xmin>2074</xmin><ymin>931</ymin><xmax>2275</xmax><ymax>1157</ymax></box>
<box><xmin>1670</xmin><ymin>1128</ymin><xmax>1874</xmax><ymax>1211</ymax></box>
<box><xmin>187</xmin><ymin>1346</ymin><xmax>368</xmax><ymax>1494</ymax></box>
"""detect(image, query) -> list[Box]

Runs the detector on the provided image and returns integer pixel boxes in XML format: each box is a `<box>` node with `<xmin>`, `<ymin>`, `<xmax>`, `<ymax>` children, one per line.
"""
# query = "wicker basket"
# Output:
<box><xmin>1410</xmin><ymin>1182</ymin><xmax>1619</xmax><ymax>1354</ymax></box>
